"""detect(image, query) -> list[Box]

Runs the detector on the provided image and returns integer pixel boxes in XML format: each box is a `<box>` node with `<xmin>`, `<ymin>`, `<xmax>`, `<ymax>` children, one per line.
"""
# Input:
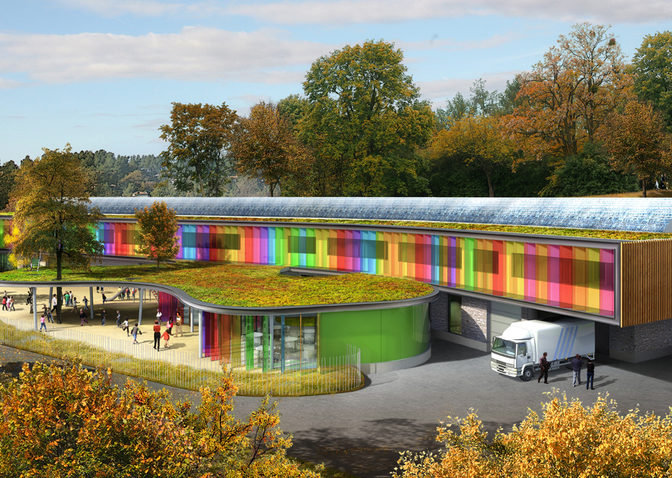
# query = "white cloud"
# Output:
<box><xmin>419</xmin><ymin>70</ymin><xmax>521</xmax><ymax>104</ymax></box>
<box><xmin>231</xmin><ymin>0</ymin><xmax>672</xmax><ymax>25</ymax></box>
<box><xmin>54</xmin><ymin>0</ymin><xmax>185</xmax><ymax>16</ymax></box>
<box><xmin>0</xmin><ymin>77</ymin><xmax>22</xmax><ymax>89</ymax></box>
<box><xmin>0</xmin><ymin>27</ymin><xmax>330</xmax><ymax>84</ymax></box>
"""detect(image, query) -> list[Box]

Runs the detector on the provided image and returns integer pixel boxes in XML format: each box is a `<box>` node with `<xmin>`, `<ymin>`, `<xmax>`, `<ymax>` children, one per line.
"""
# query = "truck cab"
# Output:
<box><xmin>491</xmin><ymin>334</ymin><xmax>536</xmax><ymax>380</ymax></box>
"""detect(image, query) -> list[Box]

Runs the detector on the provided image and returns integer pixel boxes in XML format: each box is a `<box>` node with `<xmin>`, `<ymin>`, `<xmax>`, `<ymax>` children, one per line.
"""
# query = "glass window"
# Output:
<box><xmin>517</xmin><ymin>342</ymin><xmax>527</xmax><ymax>356</ymax></box>
<box><xmin>492</xmin><ymin>338</ymin><xmax>516</xmax><ymax>357</ymax></box>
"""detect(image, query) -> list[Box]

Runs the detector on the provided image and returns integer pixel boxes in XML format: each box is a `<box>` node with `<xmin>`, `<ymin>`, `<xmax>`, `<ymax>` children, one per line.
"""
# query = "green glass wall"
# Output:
<box><xmin>319</xmin><ymin>303</ymin><xmax>429</xmax><ymax>364</ymax></box>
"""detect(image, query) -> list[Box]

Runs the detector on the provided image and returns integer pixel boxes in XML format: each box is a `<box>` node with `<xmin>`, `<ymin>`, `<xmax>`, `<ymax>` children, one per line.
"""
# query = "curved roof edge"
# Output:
<box><xmin>90</xmin><ymin>197</ymin><xmax>672</xmax><ymax>233</ymax></box>
<box><xmin>0</xmin><ymin>279</ymin><xmax>439</xmax><ymax>316</ymax></box>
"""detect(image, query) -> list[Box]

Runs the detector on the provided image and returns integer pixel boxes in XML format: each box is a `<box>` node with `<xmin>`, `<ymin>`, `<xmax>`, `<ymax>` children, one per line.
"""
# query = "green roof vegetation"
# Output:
<box><xmin>0</xmin><ymin>262</ymin><xmax>434</xmax><ymax>307</ymax></box>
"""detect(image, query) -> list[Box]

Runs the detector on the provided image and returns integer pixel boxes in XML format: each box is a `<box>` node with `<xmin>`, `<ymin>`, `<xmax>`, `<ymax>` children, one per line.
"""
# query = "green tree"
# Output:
<box><xmin>633</xmin><ymin>31</ymin><xmax>672</xmax><ymax>129</ymax></box>
<box><xmin>540</xmin><ymin>143</ymin><xmax>639</xmax><ymax>196</ymax></box>
<box><xmin>10</xmin><ymin>145</ymin><xmax>102</xmax><ymax>321</ymax></box>
<box><xmin>135</xmin><ymin>201</ymin><xmax>179</xmax><ymax>269</ymax></box>
<box><xmin>0</xmin><ymin>160</ymin><xmax>18</xmax><ymax>210</ymax></box>
<box><xmin>299</xmin><ymin>40</ymin><xmax>434</xmax><ymax>196</ymax></box>
<box><xmin>231</xmin><ymin>102</ymin><xmax>309</xmax><ymax>197</ymax></box>
<box><xmin>159</xmin><ymin>102</ymin><xmax>238</xmax><ymax>196</ymax></box>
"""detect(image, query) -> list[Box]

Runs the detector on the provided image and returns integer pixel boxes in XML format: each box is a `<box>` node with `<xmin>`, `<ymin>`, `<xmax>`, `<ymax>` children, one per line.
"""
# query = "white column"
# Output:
<box><xmin>189</xmin><ymin>306</ymin><xmax>194</xmax><ymax>333</ymax></box>
<box><xmin>197</xmin><ymin>310</ymin><xmax>203</xmax><ymax>358</ymax></box>
<box><xmin>32</xmin><ymin>287</ymin><xmax>37</xmax><ymax>331</ymax></box>
<box><xmin>138</xmin><ymin>288</ymin><xmax>144</xmax><ymax>326</ymax></box>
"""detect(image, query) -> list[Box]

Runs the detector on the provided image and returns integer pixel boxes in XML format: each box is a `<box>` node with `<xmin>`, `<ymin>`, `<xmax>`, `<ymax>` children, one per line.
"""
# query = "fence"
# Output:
<box><xmin>0</xmin><ymin>317</ymin><xmax>363</xmax><ymax>396</ymax></box>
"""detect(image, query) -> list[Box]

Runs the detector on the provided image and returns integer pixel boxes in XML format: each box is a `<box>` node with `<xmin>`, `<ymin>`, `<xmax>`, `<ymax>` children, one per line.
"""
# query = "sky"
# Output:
<box><xmin>1</xmin><ymin>0</ymin><xmax>672</xmax><ymax>164</ymax></box>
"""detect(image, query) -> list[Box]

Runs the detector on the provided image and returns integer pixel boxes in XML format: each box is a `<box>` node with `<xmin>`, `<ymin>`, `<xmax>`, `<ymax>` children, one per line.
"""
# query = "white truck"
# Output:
<box><xmin>490</xmin><ymin>319</ymin><xmax>595</xmax><ymax>381</ymax></box>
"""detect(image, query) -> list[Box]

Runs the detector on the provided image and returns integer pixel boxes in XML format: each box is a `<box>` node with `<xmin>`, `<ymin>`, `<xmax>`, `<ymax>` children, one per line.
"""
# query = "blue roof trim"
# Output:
<box><xmin>89</xmin><ymin>197</ymin><xmax>672</xmax><ymax>233</ymax></box>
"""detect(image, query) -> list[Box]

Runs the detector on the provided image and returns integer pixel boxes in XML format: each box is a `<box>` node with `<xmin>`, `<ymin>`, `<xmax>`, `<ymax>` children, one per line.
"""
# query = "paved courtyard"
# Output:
<box><xmin>1</xmin><ymin>285</ymin><xmax>672</xmax><ymax>477</ymax></box>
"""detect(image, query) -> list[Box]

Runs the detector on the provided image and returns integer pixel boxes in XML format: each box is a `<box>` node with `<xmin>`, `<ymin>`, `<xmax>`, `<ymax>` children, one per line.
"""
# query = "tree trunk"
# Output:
<box><xmin>642</xmin><ymin>180</ymin><xmax>648</xmax><ymax>198</ymax></box>
<box><xmin>485</xmin><ymin>170</ymin><xmax>495</xmax><ymax>197</ymax></box>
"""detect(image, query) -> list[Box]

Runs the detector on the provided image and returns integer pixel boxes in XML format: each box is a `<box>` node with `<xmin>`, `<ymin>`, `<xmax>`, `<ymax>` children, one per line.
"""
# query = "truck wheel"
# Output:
<box><xmin>520</xmin><ymin>367</ymin><xmax>534</xmax><ymax>381</ymax></box>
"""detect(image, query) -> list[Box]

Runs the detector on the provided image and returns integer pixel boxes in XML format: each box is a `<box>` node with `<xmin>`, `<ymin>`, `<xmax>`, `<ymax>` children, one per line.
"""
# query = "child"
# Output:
<box><xmin>130</xmin><ymin>323</ymin><xmax>142</xmax><ymax>344</ymax></box>
<box><xmin>121</xmin><ymin>318</ymin><xmax>130</xmax><ymax>336</ymax></box>
<box><xmin>162</xmin><ymin>329</ymin><xmax>170</xmax><ymax>349</ymax></box>
<box><xmin>39</xmin><ymin>314</ymin><xmax>47</xmax><ymax>332</ymax></box>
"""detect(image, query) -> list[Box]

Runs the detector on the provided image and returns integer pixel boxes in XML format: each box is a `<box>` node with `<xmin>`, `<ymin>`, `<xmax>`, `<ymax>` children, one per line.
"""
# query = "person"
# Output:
<box><xmin>156</xmin><ymin>309</ymin><xmax>162</xmax><ymax>322</ymax></box>
<box><xmin>175</xmin><ymin>311</ymin><xmax>183</xmax><ymax>337</ymax></box>
<box><xmin>100</xmin><ymin>309</ymin><xmax>106</xmax><ymax>326</ymax></box>
<box><xmin>102</xmin><ymin>293</ymin><xmax>107</xmax><ymax>304</ymax></box>
<box><xmin>586</xmin><ymin>358</ymin><xmax>595</xmax><ymax>390</ymax></box>
<box><xmin>153</xmin><ymin>320</ymin><xmax>161</xmax><ymax>351</ymax></box>
<box><xmin>51</xmin><ymin>294</ymin><xmax>57</xmax><ymax>313</ymax></box>
<box><xmin>166</xmin><ymin>316</ymin><xmax>173</xmax><ymax>336</ymax></box>
<box><xmin>1</xmin><ymin>295</ymin><xmax>6</xmax><ymax>311</ymax></box>
<box><xmin>130</xmin><ymin>323</ymin><xmax>142</xmax><ymax>344</ymax></box>
<box><xmin>162</xmin><ymin>329</ymin><xmax>170</xmax><ymax>349</ymax></box>
<box><xmin>39</xmin><ymin>313</ymin><xmax>47</xmax><ymax>332</ymax></box>
<box><xmin>71</xmin><ymin>296</ymin><xmax>77</xmax><ymax>311</ymax></box>
<box><xmin>8</xmin><ymin>296</ymin><xmax>14</xmax><ymax>311</ymax></box>
<box><xmin>63</xmin><ymin>291</ymin><xmax>70</xmax><ymax>307</ymax></box>
<box><xmin>132</xmin><ymin>288</ymin><xmax>137</xmax><ymax>301</ymax></box>
<box><xmin>571</xmin><ymin>354</ymin><xmax>583</xmax><ymax>387</ymax></box>
<box><xmin>121</xmin><ymin>318</ymin><xmax>130</xmax><ymax>336</ymax></box>
<box><xmin>538</xmin><ymin>352</ymin><xmax>550</xmax><ymax>384</ymax></box>
<box><xmin>79</xmin><ymin>308</ymin><xmax>88</xmax><ymax>326</ymax></box>
<box><xmin>83</xmin><ymin>296</ymin><xmax>88</xmax><ymax>311</ymax></box>
<box><xmin>116</xmin><ymin>310</ymin><xmax>122</xmax><ymax>327</ymax></box>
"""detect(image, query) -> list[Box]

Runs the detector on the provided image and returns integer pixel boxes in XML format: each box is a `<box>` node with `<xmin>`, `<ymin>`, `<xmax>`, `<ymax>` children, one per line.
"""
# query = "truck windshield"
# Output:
<box><xmin>492</xmin><ymin>337</ymin><xmax>516</xmax><ymax>357</ymax></box>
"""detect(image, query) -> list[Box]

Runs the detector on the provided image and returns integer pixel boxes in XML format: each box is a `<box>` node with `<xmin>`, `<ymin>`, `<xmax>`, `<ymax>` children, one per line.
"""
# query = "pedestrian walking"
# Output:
<box><xmin>39</xmin><ymin>313</ymin><xmax>47</xmax><ymax>332</ymax></box>
<box><xmin>175</xmin><ymin>311</ymin><xmax>183</xmax><ymax>337</ymax></box>
<box><xmin>102</xmin><ymin>293</ymin><xmax>107</xmax><ymax>304</ymax></box>
<box><xmin>79</xmin><ymin>308</ymin><xmax>88</xmax><ymax>326</ymax></box>
<box><xmin>71</xmin><ymin>296</ymin><xmax>77</xmax><ymax>312</ymax></box>
<box><xmin>8</xmin><ymin>296</ymin><xmax>15</xmax><ymax>311</ymax></box>
<box><xmin>132</xmin><ymin>288</ymin><xmax>137</xmax><ymax>301</ymax></box>
<box><xmin>130</xmin><ymin>323</ymin><xmax>142</xmax><ymax>344</ymax></box>
<box><xmin>83</xmin><ymin>296</ymin><xmax>88</xmax><ymax>310</ymax></box>
<box><xmin>166</xmin><ymin>316</ymin><xmax>173</xmax><ymax>336</ymax></box>
<box><xmin>116</xmin><ymin>310</ymin><xmax>122</xmax><ymax>327</ymax></box>
<box><xmin>538</xmin><ymin>352</ymin><xmax>550</xmax><ymax>384</ymax></box>
<box><xmin>51</xmin><ymin>294</ymin><xmax>57</xmax><ymax>313</ymax></box>
<box><xmin>153</xmin><ymin>320</ymin><xmax>161</xmax><ymax>351</ymax></box>
<box><xmin>156</xmin><ymin>309</ymin><xmax>162</xmax><ymax>322</ymax></box>
<box><xmin>571</xmin><ymin>354</ymin><xmax>583</xmax><ymax>387</ymax></box>
<box><xmin>121</xmin><ymin>319</ymin><xmax>130</xmax><ymax>336</ymax></box>
<box><xmin>586</xmin><ymin>358</ymin><xmax>595</xmax><ymax>390</ymax></box>
<box><xmin>100</xmin><ymin>309</ymin><xmax>106</xmax><ymax>326</ymax></box>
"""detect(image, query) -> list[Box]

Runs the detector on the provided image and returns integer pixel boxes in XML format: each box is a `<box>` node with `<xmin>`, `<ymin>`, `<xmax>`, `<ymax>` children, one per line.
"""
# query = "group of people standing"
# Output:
<box><xmin>2</xmin><ymin>293</ymin><xmax>16</xmax><ymax>312</ymax></box>
<box><xmin>152</xmin><ymin>310</ymin><xmax>184</xmax><ymax>351</ymax></box>
<box><xmin>538</xmin><ymin>352</ymin><xmax>596</xmax><ymax>390</ymax></box>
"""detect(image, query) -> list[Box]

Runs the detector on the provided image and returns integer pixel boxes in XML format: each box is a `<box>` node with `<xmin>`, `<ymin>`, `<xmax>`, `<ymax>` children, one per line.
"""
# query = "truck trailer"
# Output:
<box><xmin>490</xmin><ymin>319</ymin><xmax>595</xmax><ymax>381</ymax></box>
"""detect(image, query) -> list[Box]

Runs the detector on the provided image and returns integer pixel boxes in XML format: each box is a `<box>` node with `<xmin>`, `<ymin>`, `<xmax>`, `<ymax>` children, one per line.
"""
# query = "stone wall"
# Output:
<box><xmin>609</xmin><ymin>318</ymin><xmax>672</xmax><ymax>362</ymax></box>
<box><xmin>428</xmin><ymin>291</ymin><xmax>449</xmax><ymax>332</ymax></box>
<box><xmin>461</xmin><ymin>296</ymin><xmax>488</xmax><ymax>343</ymax></box>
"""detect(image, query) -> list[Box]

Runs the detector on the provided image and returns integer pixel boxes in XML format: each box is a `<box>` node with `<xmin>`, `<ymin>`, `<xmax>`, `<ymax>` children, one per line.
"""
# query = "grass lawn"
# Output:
<box><xmin>0</xmin><ymin>262</ymin><xmax>434</xmax><ymax>307</ymax></box>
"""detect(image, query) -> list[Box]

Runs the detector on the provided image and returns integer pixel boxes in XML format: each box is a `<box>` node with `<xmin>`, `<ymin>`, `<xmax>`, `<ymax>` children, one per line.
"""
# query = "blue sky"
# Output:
<box><xmin>1</xmin><ymin>0</ymin><xmax>671</xmax><ymax>163</ymax></box>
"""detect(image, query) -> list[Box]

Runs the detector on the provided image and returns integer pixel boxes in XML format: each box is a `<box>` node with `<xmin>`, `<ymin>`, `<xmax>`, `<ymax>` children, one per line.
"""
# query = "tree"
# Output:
<box><xmin>394</xmin><ymin>393</ymin><xmax>672</xmax><ymax>477</ymax></box>
<box><xmin>299</xmin><ymin>40</ymin><xmax>435</xmax><ymax>196</ymax></box>
<box><xmin>135</xmin><ymin>201</ymin><xmax>179</xmax><ymax>269</ymax></box>
<box><xmin>159</xmin><ymin>102</ymin><xmax>238</xmax><ymax>196</ymax></box>
<box><xmin>508</xmin><ymin>23</ymin><xmax>624</xmax><ymax>159</ymax></box>
<box><xmin>0</xmin><ymin>362</ymin><xmax>318</xmax><ymax>478</ymax></box>
<box><xmin>602</xmin><ymin>100</ymin><xmax>672</xmax><ymax>197</ymax></box>
<box><xmin>10</xmin><ymin>145</ymin><xmax>103</xmax><ymax>321</ymax></box>
<box><xmin>231</xmin><ymin>102</ymin><xmax>309</xmax><ymax>197</ymax></box>
<box><xmin>429</xmin><ymin>116</ymin><xmax>516</xmax><ymax>197</ymax></box>
<box><xmin>633</xmin><ymin>31</ymin><xmax>672</xmax><ymax>129</ymax></box>
<box><xmin>0</xmin><ymin>160</ymin><xmax>18</xmax><ymax>210</ymax></box>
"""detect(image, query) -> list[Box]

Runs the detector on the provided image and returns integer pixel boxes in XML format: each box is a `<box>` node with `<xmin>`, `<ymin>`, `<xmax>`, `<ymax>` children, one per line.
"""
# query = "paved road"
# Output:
<box><xmin>2</xmin><ymin>340</ymin><xmax>672</xmax><ymax>477</ymax></box>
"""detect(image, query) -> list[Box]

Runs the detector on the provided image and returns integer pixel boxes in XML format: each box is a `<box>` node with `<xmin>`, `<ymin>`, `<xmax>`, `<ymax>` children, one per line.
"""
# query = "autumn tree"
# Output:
<box><xmin>299</xmin><ymin>40</ymin><xmax>435</xmax><ymax>196</ymax></box>
<box><xmin>231</xmin><ymin>102</ymin><xmax>309</xmax><ymax>197</ymax></box>
<box><xmin>508</xmin><ymin>23</ymin><xmax>624</xmax><ymax>160</ymax></box>
<box><xmin>429</xmin><ymin>115</ymin><xmax>516</xmax><ymax>197</ymax></box>
<box><xmin>602</xmin><ymin>100</ymin><xmax>672</xmax><ymax>196</ymax></box>
<box><xmin>394</xmin><ymin>393</ymin><xmax>672</xmax><ymax>477</ymax></box>
<box><xmin>633</xmin><ymin>31</ymin><xmax>672</xmax><ymax>129</ymax></box>
<box><xmin>0</xmin><ymin>362</ymin><xmax>318</xmax><ymax>478</ymax></box>
<box><xmin>10</xmin><ymin>145</ymin><xmax>103</xmax><ymax>321</ymax></box>
<box><xmin>135</xmin><ymin>201</ymin><xmax>179</xmax><ymax>269</ymax></box>
<box><xmin>159</xmin><ymin>102</ymin><xmax>238</xmax><ymax>196</ymax></box>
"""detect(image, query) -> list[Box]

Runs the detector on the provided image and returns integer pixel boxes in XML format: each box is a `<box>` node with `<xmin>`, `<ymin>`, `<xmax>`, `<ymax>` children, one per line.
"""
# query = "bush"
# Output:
<box><xmin>394</xmin><ymin>392</ymin><xmax>672</xmax><ymax>477</ymax></box>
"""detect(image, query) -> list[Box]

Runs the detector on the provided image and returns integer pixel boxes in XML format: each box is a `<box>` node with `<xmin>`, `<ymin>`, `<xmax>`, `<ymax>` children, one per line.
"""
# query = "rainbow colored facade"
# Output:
<box><xmin>95</xmin><ymin>220</ymin><xmax>616</xmax><ymax>320</ymax></box>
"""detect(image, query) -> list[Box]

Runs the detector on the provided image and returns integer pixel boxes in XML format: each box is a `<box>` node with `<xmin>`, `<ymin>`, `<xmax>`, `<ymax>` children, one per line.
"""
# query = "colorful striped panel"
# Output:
<box><xmin>91</xmin><ymin>221</ymin><xmax>618</xmax><ymax>318</ymax></box>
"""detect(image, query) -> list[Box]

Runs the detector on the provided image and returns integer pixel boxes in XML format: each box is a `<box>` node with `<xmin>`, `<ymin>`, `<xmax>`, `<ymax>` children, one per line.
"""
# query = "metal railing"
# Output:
<box><xmin>0</xmin><ymin>317</ymin><xmax>363</xmax><ymax>395</ymax></box>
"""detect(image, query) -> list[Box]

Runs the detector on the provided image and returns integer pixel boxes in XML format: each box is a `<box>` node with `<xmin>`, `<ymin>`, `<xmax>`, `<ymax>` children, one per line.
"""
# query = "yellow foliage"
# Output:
<box><xmin>394</xmin><ymin>392</ymin><xmax>672</xmax><ymax>478</ymax></box>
